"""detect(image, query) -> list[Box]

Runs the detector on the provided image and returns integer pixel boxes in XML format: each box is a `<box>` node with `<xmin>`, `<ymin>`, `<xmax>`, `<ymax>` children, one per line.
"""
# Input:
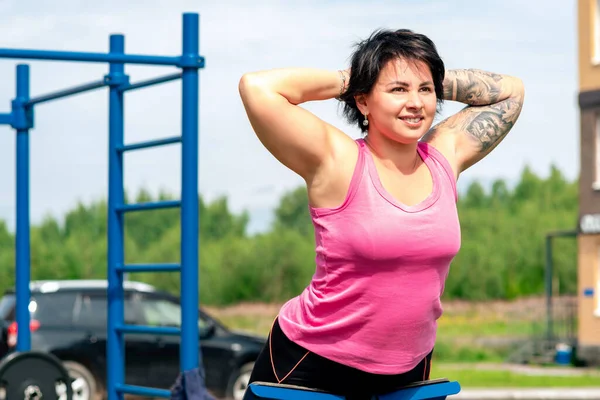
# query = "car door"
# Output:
<box><xmin>75</xmin><ymin>290</ymin><xmax>153</xmax><ymax>387</ymax></box>
<box><xmin>135</xmin><ymin>293</ymin><xmax>225</xmax><ymax>390</ymax></box>
<box><xmin>136</xmin><ymin>293</ymin><xmax>182</xmax><ymax>388</ymax></box>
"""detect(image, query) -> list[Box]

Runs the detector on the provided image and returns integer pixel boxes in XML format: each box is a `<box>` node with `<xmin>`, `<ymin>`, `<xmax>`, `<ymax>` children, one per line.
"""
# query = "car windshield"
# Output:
<box><xmin>0</xmin><ymin>294</ymin><xmax>15</xmax><ymax>320</ymax></box>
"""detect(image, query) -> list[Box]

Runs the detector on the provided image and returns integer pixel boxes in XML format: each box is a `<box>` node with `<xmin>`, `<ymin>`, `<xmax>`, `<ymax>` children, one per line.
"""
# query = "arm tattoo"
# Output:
<box><xmin>459</xmin><ymin>97</ymin><xmax>523</xmax><ymax>151</ymax></box>
<box><xmin>443</xmin><ymin>69</ymin><xmax>505</xmax><ymax>106</ymax></box>
<box><xmin>426</xmin><ymin>69</ymin><xmax>524</xmax><ymax>155</ymax></box>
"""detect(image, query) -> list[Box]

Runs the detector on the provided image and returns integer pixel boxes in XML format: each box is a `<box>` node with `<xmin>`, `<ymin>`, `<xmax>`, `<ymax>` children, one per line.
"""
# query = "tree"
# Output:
<box><xmin>272</xmin><ymin>186</ymin><xmax>313</xmax><ymax>238</ymax></box>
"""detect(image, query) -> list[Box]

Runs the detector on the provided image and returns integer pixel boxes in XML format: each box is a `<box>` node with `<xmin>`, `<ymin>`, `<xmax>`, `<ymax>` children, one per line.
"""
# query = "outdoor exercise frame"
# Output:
<box><xmin>0</xmin><ymin>12</ymin><xmax>204</xmax><ymax>399</ymax></box>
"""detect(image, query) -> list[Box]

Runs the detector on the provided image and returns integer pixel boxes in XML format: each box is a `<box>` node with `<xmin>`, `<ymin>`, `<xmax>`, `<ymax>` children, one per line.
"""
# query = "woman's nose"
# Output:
<box><xmin>406</xmin><ymin>91</ymin><xmax>423</xmax><ymax>109</ymax></box>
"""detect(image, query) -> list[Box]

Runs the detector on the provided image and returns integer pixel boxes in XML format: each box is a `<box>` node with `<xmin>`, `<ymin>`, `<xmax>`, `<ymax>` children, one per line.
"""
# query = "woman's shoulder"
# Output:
<box><xmin>419</xmin><ymin>134</ymin><xmax>459</xmax><ymax>181</ymax></box>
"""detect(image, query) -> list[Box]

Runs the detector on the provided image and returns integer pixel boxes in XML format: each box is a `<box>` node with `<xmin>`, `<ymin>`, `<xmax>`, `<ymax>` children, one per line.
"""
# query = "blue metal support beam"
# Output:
<box><xmin>120</xmin><ymin>72</ymin><xmax>182</xmax><ymax>92</ymax></box>
<box><xmin>117</xmin><ymin>325</ymin><xmax>181</xmax><ymax>336</ymax></box>
<box><xmin>14</xmin><ymin>64</ymin><xmax>32</xmax><ymax>353</ymax></box>
<box><xmin>106</xmin><ymin>34</ymin><xmax>127</xmax><ymax>400</ymax></box>
<box><xmin>116</xmin><ymin>384</ymin><xmax>171</xmax><ymax>398</ymax></box>
<box><xmin>0</xmin><ymin>113</ymin><xmax>12</xmax><ymax>125</ymax></box>
<box><xmin>179</xmin><ymin>12</ymin><xmax>201</xmax><ymax>374</ymax></box>
<box><xmin>116</xmin><ymin>200</ymin><xmax>181</xmax><ymax>213</ymax></box>
<box><xmin>117</xmin><ymin>136</ymin><xmax>181</xmax><ymax>153</ymax></box>
<box><xmin>1</xmin><ymin>12</ymin><xmax>206</xmax><ymax>400</ymax></box>
<box><xmin>115</xmin><ymin>263</ymin><xmax>181</xmax><ymax>273</ymax></box>
<box><xmin>27</xmin><ymin>79</ymin><xmax>107</xmax><ymax>106</ymax></box>
<box><xmin>0</xmin><ymin>48</ymin><xmax>200</xmax><ymax>67</ymax></box>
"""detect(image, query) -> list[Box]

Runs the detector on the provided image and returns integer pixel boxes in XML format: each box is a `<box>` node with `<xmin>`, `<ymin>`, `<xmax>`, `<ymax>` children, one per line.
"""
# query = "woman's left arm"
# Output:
<box><xmin>423</xmin><ymin>69</ymin><xmax>525</xmax><ymax>174</ymax></box>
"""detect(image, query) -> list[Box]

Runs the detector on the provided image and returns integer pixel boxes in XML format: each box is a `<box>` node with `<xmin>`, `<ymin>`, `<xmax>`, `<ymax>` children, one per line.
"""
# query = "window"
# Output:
<box><xmin>140</xmin><ymin>297</ymin><xmax>182</xmax><ymax>327</ymax></box>
<box><xmin>31</xmin><ymin>293</ymin><xmax>77</xmax><ymax>325</ymax></box>
<box><xmin>0</xmin><ymin>295</ymin><xmax>15</xmax><ymax>320</ymax></box>
<box><xmin>594</xmin><ymin>115</ymin><xmax>600</xmax><ymax>190</ymax></box>
<box><xmin>138</xmin><ymin>296</ymin><xmax>211</xmax><ymax>333</ymax></box>
<box><xmin>73</xmin><ymin>292</ymin><xmax>143</xmax><ymax>326</ymax></box>
<box><xmin>1</xmin><ymin>292</ymin><xmax>79</xmax><ymax>325</ymax></box>
<box><xmin>594</xmin><ymin>0</ymin><xmax>600</xmax><ymax>64</ymax></box>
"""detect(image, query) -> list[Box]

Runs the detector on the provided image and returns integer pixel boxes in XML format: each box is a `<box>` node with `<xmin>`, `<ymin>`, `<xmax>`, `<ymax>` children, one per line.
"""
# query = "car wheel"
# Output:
<box><xmin>227</xmin><ymin>362</ymin><xmax>254</xmax><ymax>400</ymax></box>
<box><xmin>62</xmin><ymin>361</ymin><xmax>103</xmax><ymax>400</ymax></box>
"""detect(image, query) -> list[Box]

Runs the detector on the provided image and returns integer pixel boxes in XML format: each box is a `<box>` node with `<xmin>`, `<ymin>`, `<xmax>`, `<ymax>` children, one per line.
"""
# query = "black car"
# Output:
<box><xmin>0</xmin><ymin>280</ymin><xmax>266</xmax><ymax>400</ymax></box>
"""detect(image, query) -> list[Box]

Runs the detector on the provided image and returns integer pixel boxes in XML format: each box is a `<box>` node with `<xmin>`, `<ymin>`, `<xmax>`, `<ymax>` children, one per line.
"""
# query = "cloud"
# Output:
<box><xmin>0</xmin><ymin>0</ymin><xmax>580</xmax><ymax>232</ymax></box>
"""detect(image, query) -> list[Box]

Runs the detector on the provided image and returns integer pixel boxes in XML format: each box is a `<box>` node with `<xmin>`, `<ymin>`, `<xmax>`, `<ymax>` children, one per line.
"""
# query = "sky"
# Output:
<box><xmin>0</xmin><ymin>0</ymin><xmax>580</xmax><ymax>233</ymax></box>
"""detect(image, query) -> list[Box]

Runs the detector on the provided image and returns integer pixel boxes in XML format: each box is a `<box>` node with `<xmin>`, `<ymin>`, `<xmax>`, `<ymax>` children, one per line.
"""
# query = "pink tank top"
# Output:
<box><xmin>277</xmin><ymin>138</ymin><xmax>461</xmax><ymax>375</ymax></box>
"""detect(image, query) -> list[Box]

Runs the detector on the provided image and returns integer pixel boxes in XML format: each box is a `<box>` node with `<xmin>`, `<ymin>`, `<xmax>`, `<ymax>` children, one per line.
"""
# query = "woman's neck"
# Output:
<box><xmin>363</xmin><ymin>132</ymin><xmax>421</xmax><ymax>175</ymax></box>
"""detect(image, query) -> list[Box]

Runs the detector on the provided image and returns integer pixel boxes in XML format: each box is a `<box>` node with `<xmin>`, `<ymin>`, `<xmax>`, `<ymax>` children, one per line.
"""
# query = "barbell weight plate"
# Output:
<box><xmin>0</xmin><ymin>351</ymin><xmax>73</xmax><ymax>400</ymax></box>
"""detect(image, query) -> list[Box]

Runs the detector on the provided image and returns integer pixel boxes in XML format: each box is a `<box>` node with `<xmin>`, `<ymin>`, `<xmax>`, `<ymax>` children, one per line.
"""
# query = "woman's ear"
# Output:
<box><xmin>354</xmin><ymin>94</ymin><xmax>369</xmax><ymax>115</ymax></box>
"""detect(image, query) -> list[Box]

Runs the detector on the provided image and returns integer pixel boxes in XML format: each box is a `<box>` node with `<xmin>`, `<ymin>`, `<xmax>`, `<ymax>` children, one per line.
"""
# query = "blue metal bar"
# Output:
<box><xmin>116</xmin><ymin>263</ymin><xmax>181</xmax><ymax>273</ymax></box>
<box><xmin>120</xmin><ymin>72</ymin><xmax>182</xmax><ymax>92</ymax></box>
<box><xmin>116</xmin><ymin>384</ymin><xmax>170</xmax><ymax>398</ymax></box>
<box><xmin>106</xmin><ymin>34</ymin><xmax>126</xmax><ymax>400</ymax></box>
<box><xmin>247</xmin><ymin>380</ymin><xmax>461</xmax><ymax>400</ymax></box>
<box><xmin>0</xmin><ymin>48</ymin><xmax>182</xmax><ymax>66</ymax></box>
<box><xmin>248</xmin><ymin>384</ymin><xmax>345</xmax><ymax>400</ymax></box>
<box><xmin>0</xmin><ymin>113</ymin><xmax>12</xmax><ymax>125</ymax></box>
<box><xmin>180</xmin><ymin>12</ymin><xmax>200</xmax><ymax>373</ymax></box>
<box><xmin>26</xmin><ymin>79</ymin><xmax>107</xmax><ymax>106</ymax></box>
<box><xmin>15</xmin><ymin>64</ymin><xmax>31</xmax><ymax>352</ymax></box>
<box><xmin>379</xmin><ymin>381</ymin><xmax>461</xmax><ymax>400</ymax></box>
<box><xmin>117</xmin><ymin>324</ymin><xmax>180</xmax><ymax>336</ymax></box>
<box><xmin>116</xmin><ymin>200</ymin><xmax>181</xmax><ymax>213</ymax></box>
<box><xmin>117</xmin><ymin>136</ymin><xmax>181</xmax><ymax>153</ymax></box>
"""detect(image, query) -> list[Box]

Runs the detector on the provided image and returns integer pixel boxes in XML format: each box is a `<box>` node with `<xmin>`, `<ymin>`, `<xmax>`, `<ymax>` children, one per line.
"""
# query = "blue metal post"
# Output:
<box><xmin>14</xmin><ymin>64</ymin><xmax>31</xmax><ymax>352</ymax></box>
<box><xmin>180</xmin><ymin>12</ymin><xmax>200</xmax><ymax>372</ymax></box>
<box><xmin>106</xmin><ymin>34</ymin><xmax>126</xmax><ymax>400</ymax></box>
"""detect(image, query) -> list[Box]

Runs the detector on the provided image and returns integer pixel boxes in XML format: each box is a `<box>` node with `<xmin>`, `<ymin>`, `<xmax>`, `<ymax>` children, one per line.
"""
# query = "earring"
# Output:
<box><xmin>363</xmin><ymin>114</ymin><xmax>369</xmax><ymax>126</ymax></box>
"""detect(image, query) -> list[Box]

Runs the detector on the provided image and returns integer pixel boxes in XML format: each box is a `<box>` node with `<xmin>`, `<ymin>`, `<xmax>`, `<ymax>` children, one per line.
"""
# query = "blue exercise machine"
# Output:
<box><xmin>0</xmin><ymin>12</ymin><xmax>204</xmax><ymax>399</ymax></box>
<box><xmin>244</xmin><ymin>379</ymin><xmax>461</xmax><ymax>400</ymax></box>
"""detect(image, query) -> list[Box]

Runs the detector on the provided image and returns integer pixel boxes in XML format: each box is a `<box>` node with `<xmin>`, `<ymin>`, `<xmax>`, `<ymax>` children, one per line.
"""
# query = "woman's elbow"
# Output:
<box><xmin>510</xmin><ymin>77</ymin><xmax>525</xmax><ymax>100</ymax></box>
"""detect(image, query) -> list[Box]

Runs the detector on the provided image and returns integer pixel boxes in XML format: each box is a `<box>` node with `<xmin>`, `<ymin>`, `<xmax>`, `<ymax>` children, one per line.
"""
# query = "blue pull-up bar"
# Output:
<box><xmin>0</xmin><ymin>47</ymin><xmax>200</xmax><ymax>67</ymax></box>
<box><xmin>0</xmin><ymin>12</ymin><xmax>204</xmax><ymax>400</ymax></box>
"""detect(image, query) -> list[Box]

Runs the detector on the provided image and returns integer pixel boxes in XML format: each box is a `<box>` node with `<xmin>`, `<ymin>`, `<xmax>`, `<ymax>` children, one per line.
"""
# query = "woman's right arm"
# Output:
<box><xmin>238</xmin><ymin>68</ymin><xmax>349</xmax><ymax>183</ymax></box>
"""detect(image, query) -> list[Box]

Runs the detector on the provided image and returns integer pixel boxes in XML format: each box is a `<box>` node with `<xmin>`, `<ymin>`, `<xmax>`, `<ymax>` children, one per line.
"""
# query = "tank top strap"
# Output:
<box><xmin>310</xmin><ymin>138</ymin><xmax>367</xmax><ymax>217</ymax></box>
<box><xmin>344</xmin><ymin>138</ymin><xmax>368</xmax><ymax>203</ymax></box>
<box><xmin>417</xmin><ymin>141</ymin><xmax>458</xmax><ymax>202</ymax></box>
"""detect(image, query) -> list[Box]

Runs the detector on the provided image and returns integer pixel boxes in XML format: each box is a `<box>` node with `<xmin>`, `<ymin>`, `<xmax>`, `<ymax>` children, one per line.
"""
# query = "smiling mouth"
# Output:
<box><xmin>399</xmin><ymin>116</ymin><xmax>424</xmax><ymax>124</ymax></box>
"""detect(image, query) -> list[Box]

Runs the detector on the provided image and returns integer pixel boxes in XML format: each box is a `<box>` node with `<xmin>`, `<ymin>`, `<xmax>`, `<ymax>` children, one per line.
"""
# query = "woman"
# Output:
<box><xmin>238</xmin><ymin>28</ymin><xmax>524</xmax><ymax>398</ymax></box>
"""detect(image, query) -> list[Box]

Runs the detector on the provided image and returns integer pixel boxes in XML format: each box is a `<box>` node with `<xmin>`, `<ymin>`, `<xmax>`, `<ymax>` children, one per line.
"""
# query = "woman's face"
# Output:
<box><xmin>358</xmin><ymin>58</ymin><xmax>438</xmax><ymax>144</ymax></box>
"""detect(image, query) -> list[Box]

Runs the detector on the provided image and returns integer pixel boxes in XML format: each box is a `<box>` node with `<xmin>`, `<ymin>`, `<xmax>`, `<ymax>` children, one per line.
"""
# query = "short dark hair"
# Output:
<box><xmin>338</xmin><ymin>29</ymin><xmax>446</xmax><ymax>133</ymax></box>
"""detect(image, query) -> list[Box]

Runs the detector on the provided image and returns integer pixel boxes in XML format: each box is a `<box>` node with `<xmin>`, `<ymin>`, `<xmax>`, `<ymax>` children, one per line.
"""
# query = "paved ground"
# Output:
<box><xmin>454</xmin><ymin>388</ymin><xmax>600</xmax><ymax>399</ymax></box>
<box><xmin>444</xmin><ymin>363</ymin><xmax>600</xmax><ymax>400</ymax></box>
<box><xmin>441</xmin><ymin>362</ymin><xmax>600</xmax><ymax>376</ymax></box>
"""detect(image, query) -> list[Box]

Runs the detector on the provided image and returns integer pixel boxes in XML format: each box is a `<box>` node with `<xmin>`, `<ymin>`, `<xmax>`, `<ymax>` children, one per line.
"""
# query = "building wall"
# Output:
<box><xmin>578</xmin><ymin>106</ymin><xmax>600</xmax><ymax>213</ymax></box>
<box><xmin>578</xmin><ymin>0</ymin><xmax>600</xmax><ymax>354</ymax></box>
<box><xmin>579</xmin><ymin>0</ymin><xmax>600</xmax><ymax>91</ymax></box>
<box><xmin>577</xmin><ymin>236</ymin><xmax>600</xmax><ymax>348</ymax></box>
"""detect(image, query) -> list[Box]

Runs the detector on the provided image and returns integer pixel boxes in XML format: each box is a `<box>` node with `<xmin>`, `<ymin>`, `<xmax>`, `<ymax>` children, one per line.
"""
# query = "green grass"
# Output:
<box><xmin>431</xmin><ymin>339</ymin><xmax>507</xmax><ymax>363</ymax></box>
<box><xmin>216</xmin><ymin>314</ymin><xmax>274</xmax><ymax>336</ymax></box>
<box><xmin>438</xmin><ymin>314</ymin><xmax>543</xmax><ymax>338</ymax></box>
<box><xmin>207</xmin><ymin>303</ymin><xmax>600</xmax><ymax>387</ymax></box>
<box><xmin>210</xmin><ymin>306</ymin><xmax>541</xmax><ymax>364</ymax></box>
<box><xmin>208</xmin><ymin>301</ymin><xmax>590</xmax><ymax>366</ymax></box>
<box><xmin>211</xmin><ymin>304</ymin><xmax>548</xmax><ymax>341</ymax></box>
<box><xmin>432</xmin><ymin>364</ymin><xmax>600</xmax><ymax>387</ymax></box>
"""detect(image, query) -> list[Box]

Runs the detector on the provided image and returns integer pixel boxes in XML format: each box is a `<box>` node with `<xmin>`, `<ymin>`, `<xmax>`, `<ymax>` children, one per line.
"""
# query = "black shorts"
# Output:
<box><xmin>248</xmin><ymin>317</ymin><xmax>432</xmax><ymax>399</ymax></box>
